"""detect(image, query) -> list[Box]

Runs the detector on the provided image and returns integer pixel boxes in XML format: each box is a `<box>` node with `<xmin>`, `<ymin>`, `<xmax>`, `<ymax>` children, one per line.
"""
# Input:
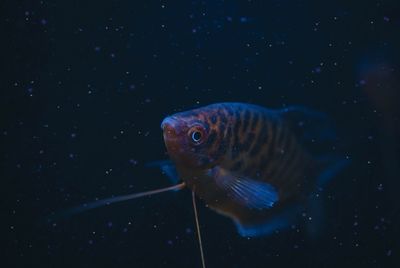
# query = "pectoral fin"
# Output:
<box><xmin>210</xmin><ymin>167</ymin><xmax>279</xmax><ymax>210</ymax></box>
<box><xmin>146</xmin><ymin>160</ymin><xmax>180</xmax><ymax>185</ymax></box>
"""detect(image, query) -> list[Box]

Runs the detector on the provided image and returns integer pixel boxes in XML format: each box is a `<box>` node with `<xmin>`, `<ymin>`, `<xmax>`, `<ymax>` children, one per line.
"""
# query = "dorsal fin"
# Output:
<box><xmin>278</xmin><ymin>106</ymin><xmax>337</xmax><ymax>154</ymax></box>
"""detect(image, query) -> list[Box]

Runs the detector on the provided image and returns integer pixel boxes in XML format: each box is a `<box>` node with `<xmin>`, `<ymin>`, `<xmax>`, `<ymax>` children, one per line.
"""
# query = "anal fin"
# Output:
<box><xmin>235</xmin><ymin>205</ymin><xmax>301</xmax><ymax>237</ymax></box>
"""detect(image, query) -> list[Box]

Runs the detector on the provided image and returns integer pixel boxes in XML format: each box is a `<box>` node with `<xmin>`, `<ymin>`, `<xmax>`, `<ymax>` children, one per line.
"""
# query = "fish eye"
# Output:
<box><xmin>191</xmin><ymin>131</ymin><xmax>202</xmax><ymax>142</ymax></box>
<box><xmin>189</xmin><ymin>126</ymin><xmax>206</xmax><ymax>144</ymax></box>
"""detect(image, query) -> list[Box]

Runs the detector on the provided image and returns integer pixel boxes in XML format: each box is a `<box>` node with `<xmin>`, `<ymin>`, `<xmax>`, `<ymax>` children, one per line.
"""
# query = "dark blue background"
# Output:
<box><xmin>2</xmin><ymin>0</ymin><xmax>399</xmax><ymax>267</ymax></box>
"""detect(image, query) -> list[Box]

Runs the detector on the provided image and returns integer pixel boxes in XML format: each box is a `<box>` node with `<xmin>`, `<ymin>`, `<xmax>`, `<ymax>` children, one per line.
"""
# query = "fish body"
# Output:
<box><xmin>161</xmin><ymin>102</ymin><xmax>346</xmax><ymax>236</ymax></box>
<box><xmin>51</xmin><ymin>102</ymin><xmax>346</xmax><ymax>240</ymax></box>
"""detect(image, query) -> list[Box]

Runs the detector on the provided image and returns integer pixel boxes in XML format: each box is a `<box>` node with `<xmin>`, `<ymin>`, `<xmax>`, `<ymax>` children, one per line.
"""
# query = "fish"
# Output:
<box><xmin>159</xmin><ymin>102</ymin><xmax>348</xmax><ymax>237</ymax></box>
<box><xmin>51</xmin><ymin>102</ymin><xmax>348</xmax><ymax>268</ymax></box>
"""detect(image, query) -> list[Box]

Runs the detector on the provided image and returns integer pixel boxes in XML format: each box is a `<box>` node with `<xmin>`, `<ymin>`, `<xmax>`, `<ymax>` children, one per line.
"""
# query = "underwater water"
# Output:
<box><xmin>2</xmin><ymin>0</ymin><xmax>400</xmax><ymax>267</ymax></box>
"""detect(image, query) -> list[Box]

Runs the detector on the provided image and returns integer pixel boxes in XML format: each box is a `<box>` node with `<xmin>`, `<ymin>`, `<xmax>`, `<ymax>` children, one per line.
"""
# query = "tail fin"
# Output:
<box><xmin>278</xmin><ymin>106</ymin><xmax>350</xmax><ymax>239</ymax></box>
<box><xmin>307</xmin><ymin>156</ymin><xmax>350</xmax><ymax>239</ymax></box>
<box><xmin>315</xmin><ymin>155</ymin><xmax>351</xmax><ymax>188</ymax></box>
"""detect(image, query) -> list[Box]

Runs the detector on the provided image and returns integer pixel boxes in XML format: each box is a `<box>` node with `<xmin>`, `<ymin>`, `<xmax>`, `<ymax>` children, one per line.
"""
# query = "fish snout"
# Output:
<box><xmin>161</xmin><ymin>116</ymin><xmax>185</xmax><ymax>155</ymax></box>
<box><xmin>161</xmin><ymin>116</ymin><xmax>184</xmax><ymax>138</ymax></box>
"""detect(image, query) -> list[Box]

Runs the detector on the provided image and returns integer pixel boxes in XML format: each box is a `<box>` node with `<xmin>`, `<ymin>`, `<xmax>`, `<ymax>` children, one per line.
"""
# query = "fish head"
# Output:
<box><xmin>161</xmin><ymin>110</ymin><xmax>219</xmax><ymax>169</ymax></box>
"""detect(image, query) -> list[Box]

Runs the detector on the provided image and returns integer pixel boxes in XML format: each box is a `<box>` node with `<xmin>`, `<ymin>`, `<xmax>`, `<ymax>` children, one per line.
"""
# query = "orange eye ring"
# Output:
<box><xmin>188</xmin><ymin>126</ymin><xmax>206</xmax><ymax>145</ymax></box>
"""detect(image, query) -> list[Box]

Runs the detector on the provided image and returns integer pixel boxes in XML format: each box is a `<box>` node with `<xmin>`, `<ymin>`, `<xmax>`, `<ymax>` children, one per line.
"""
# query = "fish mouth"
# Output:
<box><xmin>161</xmin><ymin>116</ymin><xmax>178</xmax><ymax>131</ymax></box>
<box><xmin>162</xmin><ymin>135</ymin><xmax>181</xmax><ymax>158</ymax></box>
<box><xmin>161</xmin><ymin>116</ymin><xmax>182</xmax><ymax>153</ymax></box>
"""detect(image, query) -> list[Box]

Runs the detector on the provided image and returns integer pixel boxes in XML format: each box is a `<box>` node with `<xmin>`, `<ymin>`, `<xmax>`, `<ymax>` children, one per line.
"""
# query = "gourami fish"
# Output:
<box><xmin>159</xmin><ymin>102</ymin><xmax>348</xmax><ymax>237</ymax></box>
<box><xmin>55</xmin><ymin>102</ymin><xmax>348</xmax><ymax>268</ymax></box>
